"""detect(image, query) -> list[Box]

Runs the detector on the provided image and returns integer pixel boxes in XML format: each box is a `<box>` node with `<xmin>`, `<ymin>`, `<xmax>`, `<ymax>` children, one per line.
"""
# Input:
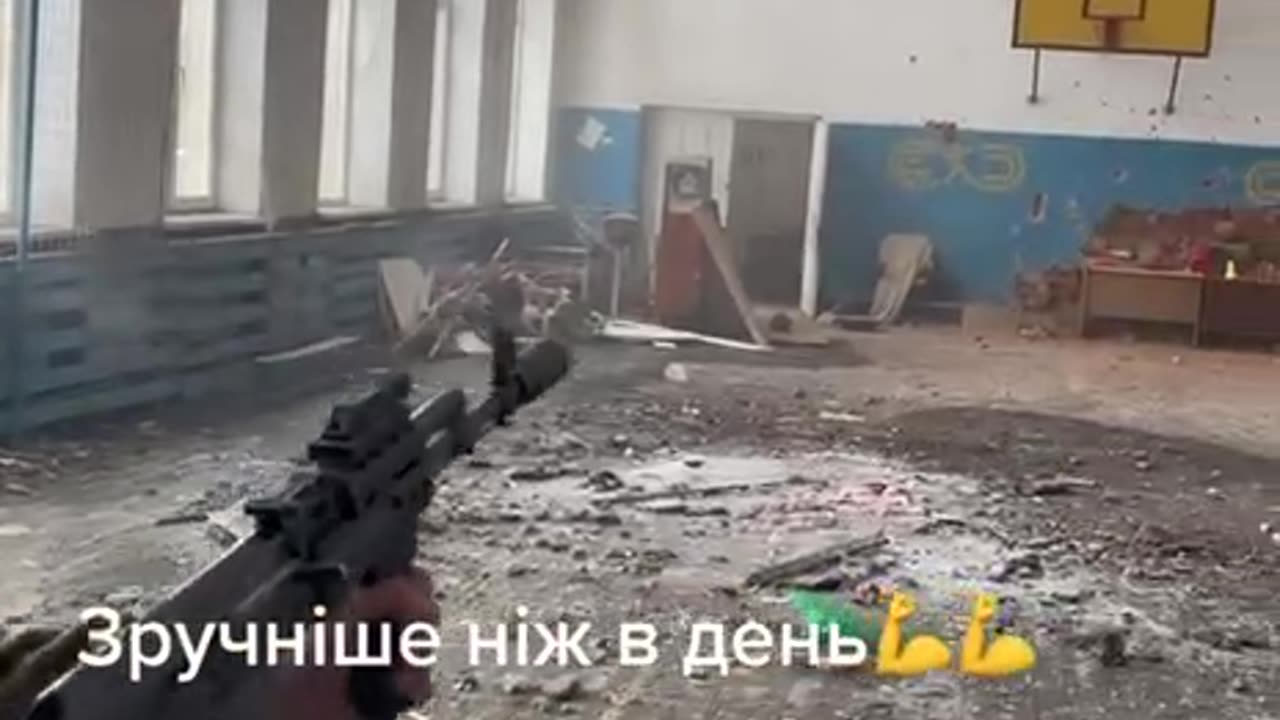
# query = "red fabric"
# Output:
<box><xmin>1189</xmin><ymin>242</ymin><xmax>1212</xmax><ymax>275</ymax></box>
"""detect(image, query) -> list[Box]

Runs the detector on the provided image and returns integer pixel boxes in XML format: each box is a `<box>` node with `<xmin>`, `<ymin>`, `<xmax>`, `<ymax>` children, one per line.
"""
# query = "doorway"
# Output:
<box><xmin>726</xmin><ymin>117</ymin><xmax>814</xmax><ymax>307</ymax></box>
<box><xmin>640</xmin><ymin>107</ymin><xmax>819</xmax><ymax>315</ymax></box>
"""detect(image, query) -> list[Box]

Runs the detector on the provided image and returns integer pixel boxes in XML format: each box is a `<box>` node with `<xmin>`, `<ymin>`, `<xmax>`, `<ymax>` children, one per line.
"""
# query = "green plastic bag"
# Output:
<box><xmin>788</xmin><ymin>590</ymin><xmax>887</xmax><ymax>657</ymax></box>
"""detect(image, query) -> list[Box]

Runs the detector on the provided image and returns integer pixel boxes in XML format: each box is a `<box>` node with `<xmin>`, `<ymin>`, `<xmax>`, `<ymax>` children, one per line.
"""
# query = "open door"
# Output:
<box><xmin>726</xmin><ymin>118</ymin><xmax>815</xmax><ymax>307</ymax></box>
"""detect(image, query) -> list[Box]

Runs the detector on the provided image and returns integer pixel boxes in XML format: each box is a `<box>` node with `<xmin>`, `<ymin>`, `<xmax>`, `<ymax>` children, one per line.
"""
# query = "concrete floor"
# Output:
<box><xmin>1</xmin><ymin>327</ymin><xmax>1278</xmax><ymax>719</ymax></box>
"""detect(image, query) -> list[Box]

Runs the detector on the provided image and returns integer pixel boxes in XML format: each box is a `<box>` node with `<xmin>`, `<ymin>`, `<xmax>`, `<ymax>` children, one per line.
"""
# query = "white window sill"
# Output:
<box><xmin>426</xmin><ymin>199</ymin><xmax>480</xmax><ymax>212</ymax></box>
<box><xmin>164</xmin><ymin>212</ymin><xmax>269</xmax><ymax>239</ymax></box>
<box><xmin>504</xmin><ymin>197</ymin><xmax>548</xmax><ymax>207</ymax></box>
<box><xmin>317</xmin><ymin>204</ymin><xmax>391</xmax><ymax>221</ymax></box>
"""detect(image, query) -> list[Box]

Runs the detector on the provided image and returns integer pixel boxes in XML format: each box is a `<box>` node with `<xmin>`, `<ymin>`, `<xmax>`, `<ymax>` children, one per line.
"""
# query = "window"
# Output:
<box><xmin>0</xmin><ymin>0</ymin><xmax>15</xmax><ymax>215</ymax></box>
<box><xmin>505</xmin><ymin>0</ymin><xmax>555</xmax><ymax>202</ymax></box>
<box><xmin>171</xmin><ymin>0</ymin><xmax>218</xmax><ymax>208</ymax></box>
<box><xmin>426</xmin><ymin>0</ymin><xmax>450</xmax><ymax>200</ymax></box>
<box><xmin>318</xmin><ymin>0</ymin><xmax>355</xmax><ymax>205</ymax></box>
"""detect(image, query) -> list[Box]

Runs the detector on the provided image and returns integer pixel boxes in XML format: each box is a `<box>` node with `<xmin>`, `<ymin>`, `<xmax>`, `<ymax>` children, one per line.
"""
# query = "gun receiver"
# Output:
<box><xmin>16</xmin><ymin>329</ymin><xmax>571</xmax><ymax>720</ymax></box>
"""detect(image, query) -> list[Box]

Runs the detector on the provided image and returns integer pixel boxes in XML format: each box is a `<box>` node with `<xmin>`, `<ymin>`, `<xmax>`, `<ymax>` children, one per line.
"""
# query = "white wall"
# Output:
<box><xmin>558</xmin><ymin>0</ymin><xmax>1280</xmax><ymax>146</ymax></box>
<box><xmin>639</xmin><ymin>107</ymin><xmax>734</xmax><ymax>258</ymax></box>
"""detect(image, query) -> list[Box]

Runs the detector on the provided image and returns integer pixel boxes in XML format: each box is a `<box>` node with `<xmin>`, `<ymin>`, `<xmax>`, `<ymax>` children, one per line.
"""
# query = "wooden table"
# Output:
<box><xmin>1078</xmin><ymin>262</ymin><xmax>1205</xmax><ymax>345</ymax></box>
<box><xmin>1202</xmin><ymin>277</ymin><xmax>1280</xmax><ymax>342</ymax></box>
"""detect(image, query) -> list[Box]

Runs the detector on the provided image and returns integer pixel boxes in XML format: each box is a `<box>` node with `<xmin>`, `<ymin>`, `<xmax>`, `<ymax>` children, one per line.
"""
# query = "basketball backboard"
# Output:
<box><xmin>1013</xmin><ymin>0</ymin><xmax>1215</xmax><ymax>56</ymax></box>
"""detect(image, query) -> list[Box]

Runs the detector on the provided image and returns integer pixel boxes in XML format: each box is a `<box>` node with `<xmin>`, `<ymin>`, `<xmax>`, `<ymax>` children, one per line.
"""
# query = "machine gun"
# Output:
<box><xmin>9</xmin><ymin>328</ymin><xmax>571</xmax><ymax>720</ymax></box>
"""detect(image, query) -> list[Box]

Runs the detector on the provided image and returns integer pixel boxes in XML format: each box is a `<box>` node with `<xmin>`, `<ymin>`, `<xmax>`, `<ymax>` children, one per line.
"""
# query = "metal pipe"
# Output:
<box><xmin>800</xmin><ymin>119</ymin><xmax>828</xmax><ymax>317</ymax></box>
<box><xmin>1028</xmin><ymin>49</ymin><xmax>1042</xmax><ymax>104</ymax></box>
<box><xmin>1164</xmin><ymin>56</ymin><xmax>1183</xmax><ymax>115</ymax></box>
<box><xmin>6</xmin><ymin>0</ymin><xmax>40</xmax><ymax>438</ymax></box>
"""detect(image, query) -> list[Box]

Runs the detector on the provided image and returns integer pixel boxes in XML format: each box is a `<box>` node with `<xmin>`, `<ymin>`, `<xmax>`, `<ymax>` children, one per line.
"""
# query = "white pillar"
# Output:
<box><xmin>800</xmin><ymin>119</ymin><xmax>829</xmax><ymax>317</ymax></box>
<box><xmin>76</xmin><ymin>0</ymin><xmax>181</xmax><ymax>229</ymax></box>
<box><xmin>219</xmin><ymin>0</ymin><xmax>328</xmax><ymax>221</ymax></box>
<box><xmin>388</xmin><ymin>0</ymin><xmax>437</xmax><ymax>209</ymax></box>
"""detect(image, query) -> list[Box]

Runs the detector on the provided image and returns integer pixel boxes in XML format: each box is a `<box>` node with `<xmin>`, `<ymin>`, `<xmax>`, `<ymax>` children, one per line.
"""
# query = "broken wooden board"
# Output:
<box><xmin>743</xmin><ymin>532</ymin><xmax>888</xmax><ymax>588</ymax></box>
<box><xmin>392</xmin><ymin>239</ymin><xmax>511</xmax><ymax>359</ymax></box>
<box><xmin>690</xmin><ymin>205</ymin><xmax>771</xmax><ymax>347</ymax></box>
<box><xmin>600</xmin><ymin>319</ymin><xmax>770</xmax><ymax>353</ymax></box>
<box><xmin>255</xmin><ymin>336</ymin><xmax>360</xmax><ymax>364</ymax></box>
<box><xmin>378</xmin><ymin>258</ymin><xmax>434</xmax><ymax>339</ymax></box>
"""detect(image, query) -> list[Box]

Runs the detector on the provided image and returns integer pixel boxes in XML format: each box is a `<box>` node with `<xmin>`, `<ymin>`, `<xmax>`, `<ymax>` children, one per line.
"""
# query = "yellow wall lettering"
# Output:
<box><xmin>888</xmin><ymin>139</ymin><xmax>1027</xmax><ymax>194</ymax></box>
<box><xmin>1244</xmin><ymin>161</ymin><xmax>1280</xmax><ymax>205</ymax></box>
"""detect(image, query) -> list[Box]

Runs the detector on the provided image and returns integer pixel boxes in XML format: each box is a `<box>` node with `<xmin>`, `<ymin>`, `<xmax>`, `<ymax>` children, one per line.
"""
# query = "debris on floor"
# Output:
<box><xmin>600</xmin><ymin>319</ymin><xmax>770</xmax><ymax>352</ymax></box>
<box><xmin>755</xmin><ymin>306</ymin><xmax>833</xmax><ymax>347</ymax></box>
<box><xmin>4</xmin><ymin>334</ymin><xmax>1280</xmax><ymax>720</ymax></box>
<box><xmin>1025</xmin><ymin>475</ymin><xmax>1098</xmax><ymax>496</ymax></box>
<box><xmin>663</xmin><ymin>362</ymin><xmax>689</xmax><ymax>383</ymax></box>
<box><xmin>744</xmin><ymin>532</ymin><xmax>888</xmax><ymax>588</ymax></box>
<box><xmin>379</xmin><ymin>241</ymin><xmax>604</xmax><ymax>360</ymax></box>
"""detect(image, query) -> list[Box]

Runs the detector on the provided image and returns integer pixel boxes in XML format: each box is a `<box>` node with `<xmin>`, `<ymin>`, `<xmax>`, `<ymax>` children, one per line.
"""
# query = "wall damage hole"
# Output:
<box><xmin>1029</xmin><ymin>193</ymin><xmax>1048</xmax><ymax>224</ymax></box>
<box><xmin>1113</xmin><ymin>168</ymin><xmax>1130</xmax><ymax>184</ymax></box>
<box><xmin>924</xmin><ymin>120</ymin><xmax>959</xmax><ymax>144</ymax></box>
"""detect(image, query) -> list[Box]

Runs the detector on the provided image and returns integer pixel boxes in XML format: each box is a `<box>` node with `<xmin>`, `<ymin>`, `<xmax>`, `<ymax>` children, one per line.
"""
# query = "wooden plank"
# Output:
<box><xmin>690</xmin><ymin>205</ymin><xmax>770</xmax><ymax>347</ymax></box>
<box><xmin>743</xmin><ymin>532</ymin><xmax>888</xmax><ymax>588</ymax></box>
<box><xmin>379</xmin><ymin>258</ymin><xmax>434</xmax><ymax>338</ymax></box>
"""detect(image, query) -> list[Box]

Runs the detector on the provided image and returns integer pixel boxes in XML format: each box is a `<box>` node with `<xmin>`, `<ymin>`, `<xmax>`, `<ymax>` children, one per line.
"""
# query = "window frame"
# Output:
<box><xmin>504</xmin><ymin>0</ymin><xmax>554</xmax><ymax>204</ymax></box>
<box><xmin>317</xmin><ymin>0</ymin><xmax>357</xmax><ymax>207</ymax></box>
<box><xmin>426</xmin><ymin>0</ymin><xmax>450</xmax><ymax>203</ymax></box>
<box><xmin>0</xmin><ymin>0</ymin><xmax>18</xmax><ymax>221</ymax></box>
<box><xmin>168</xmin><ymin>0</ymin><xmax>222</xmax><ymax>213</ymax></box>
<box><xmin>504</xmin><ymin>0</ymin><xmax>527</xmax><ymax>202</ymax></box>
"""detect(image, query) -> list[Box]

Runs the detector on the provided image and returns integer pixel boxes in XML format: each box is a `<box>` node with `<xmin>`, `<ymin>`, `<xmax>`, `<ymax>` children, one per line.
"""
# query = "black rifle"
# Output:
<box><xmin>13</xmin><ymin>329</ymin><xmax>571</xmax><ymax>720</ymax></box>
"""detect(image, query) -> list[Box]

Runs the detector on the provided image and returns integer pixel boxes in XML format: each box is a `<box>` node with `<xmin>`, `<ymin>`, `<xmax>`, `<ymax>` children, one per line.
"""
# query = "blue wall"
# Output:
<box><xmin>823</xmin><ymin>124</ymin><xmax>1280</xmax><ymax>304</ymax></box>
<box><xmin>555</xmin><ymin>107</ymin><xmax>1280</xmax><ymax>304</ymax></box>
<box><xmin>555</xmin><ymin>107</ymin><xmax>643</xmax><ymax>213</ymax></box>
<box><xmin>0</xmin><ymin>210</ymin><xmax>566</xmax><ymax>434</ymax></box>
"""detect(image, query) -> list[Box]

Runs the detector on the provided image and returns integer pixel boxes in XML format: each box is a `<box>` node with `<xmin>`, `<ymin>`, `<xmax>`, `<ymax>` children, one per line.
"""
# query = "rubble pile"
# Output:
<box><xmin>380</xmin><ymin>240</ymin><xmax>604</xmax><ymax>360</ymax></box>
